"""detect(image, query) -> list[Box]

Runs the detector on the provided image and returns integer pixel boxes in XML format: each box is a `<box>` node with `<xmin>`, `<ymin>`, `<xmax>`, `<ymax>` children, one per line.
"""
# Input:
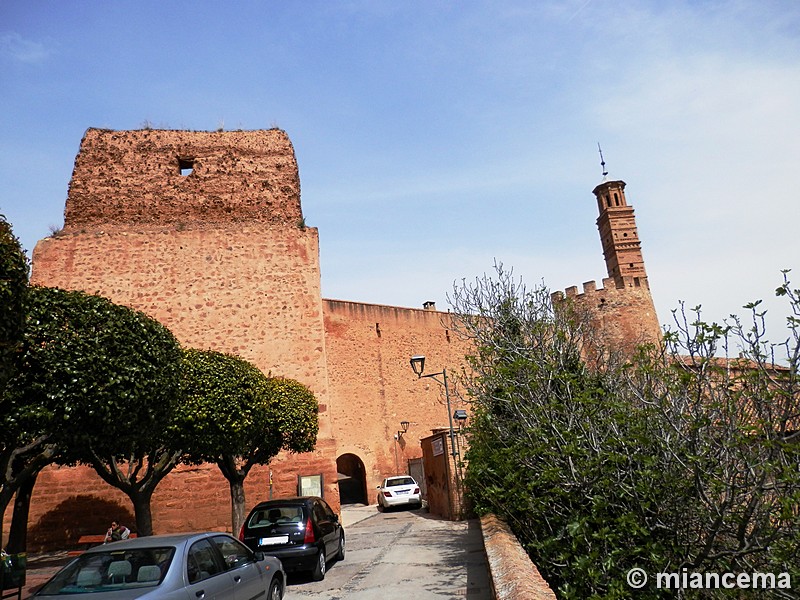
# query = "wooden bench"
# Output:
<box><xmin>68</xmin><ymin>533</ymin><xmax>138</xmax><ymax>556</ymax></box>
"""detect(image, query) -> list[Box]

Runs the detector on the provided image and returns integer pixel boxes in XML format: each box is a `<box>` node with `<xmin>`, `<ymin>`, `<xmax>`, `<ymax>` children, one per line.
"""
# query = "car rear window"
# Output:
<box><xmin>247</xmin><ymin>505</ymin><xmax>304</xmax><ymax>528</ymax></box>
<box><xmin>387</xmin><ymin>477</ymin><xmax>415</xmax><ymax>486</ymax></box>
<box><xmin>37</xmin><ymin>547</ymin><xmax>175</xmax><ymax>594</ymax></box>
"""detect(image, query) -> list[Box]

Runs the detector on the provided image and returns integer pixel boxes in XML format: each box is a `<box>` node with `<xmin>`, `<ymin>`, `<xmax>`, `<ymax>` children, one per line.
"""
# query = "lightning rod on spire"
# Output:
<box><xmin>598</xmin><ymin>143</ymin><xmax>608</xmax><ymax>178</ymax></box>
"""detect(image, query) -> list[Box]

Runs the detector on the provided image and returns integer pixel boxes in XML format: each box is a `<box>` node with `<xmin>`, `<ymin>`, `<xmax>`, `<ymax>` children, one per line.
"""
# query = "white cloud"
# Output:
<box><xmin>0</xmin><ymin>32</ymin><xmax>50</xmax><ymax>64</ymax></box>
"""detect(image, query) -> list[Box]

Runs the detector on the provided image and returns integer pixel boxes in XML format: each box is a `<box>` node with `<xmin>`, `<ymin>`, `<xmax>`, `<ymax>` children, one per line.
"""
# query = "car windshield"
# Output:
<box><xmin>37</xmin><ymin>547</ymin><xmax>175</xmax><ymax>595</ymax></box>
<box><xmin>386</xmin><ymin>477</ymin><xmax>415</xmax><ymax>487</ymax></box>
<box><xmin>247</xmin><ymin>505</ymin><xmax>305</xmax><ymax>527</ymax></box>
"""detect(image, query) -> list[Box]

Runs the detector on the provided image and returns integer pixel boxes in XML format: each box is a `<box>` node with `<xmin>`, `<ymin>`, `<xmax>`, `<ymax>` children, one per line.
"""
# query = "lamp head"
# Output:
<box><xmin>453</xmin><ymin>409</ymin><xmax>468</xmax><ymax>422</ymax></box>
<box><xmin>400</xmin><ymin>420</ymin><xmax>410</xmax><ymax>433</ymax></box>
<box><xmin>410</xmin><ymin>355</ymin><xmax>426</xmax><ymax>376</ymax></box>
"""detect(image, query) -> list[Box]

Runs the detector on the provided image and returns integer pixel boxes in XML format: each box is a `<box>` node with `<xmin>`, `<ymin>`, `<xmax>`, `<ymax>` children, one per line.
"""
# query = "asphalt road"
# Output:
<box><xmin>286</xmin><ymin>505</ymin><xmax>492</xmax><ymax>599</ymax></box>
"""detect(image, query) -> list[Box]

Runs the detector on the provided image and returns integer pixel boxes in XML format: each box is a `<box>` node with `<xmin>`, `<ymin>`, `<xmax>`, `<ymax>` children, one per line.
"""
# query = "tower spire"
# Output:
<box><xmin>598</xmin><ymin>143</ymin><xmax>608</xmax><ymax>179</ymax></box>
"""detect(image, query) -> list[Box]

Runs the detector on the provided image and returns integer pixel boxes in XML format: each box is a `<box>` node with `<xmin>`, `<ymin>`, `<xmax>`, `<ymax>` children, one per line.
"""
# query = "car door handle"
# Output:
<box><xmin>233</xmin><ymin>575</ymin><xmax>242</xmax><ymax>583</ymax></box>
<box><xmin>195</xmin><ymin>590</ymin><xmax>204</xmax><ymax>598</ymax></box>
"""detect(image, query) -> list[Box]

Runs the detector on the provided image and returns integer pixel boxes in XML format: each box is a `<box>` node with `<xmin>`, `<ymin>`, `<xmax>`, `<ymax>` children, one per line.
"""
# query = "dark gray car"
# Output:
<box><xmin>240</xmin><ymin>496</ymin><xmax>344</xmax><ymax>581</ymax></box>
<box><xmin>34</xmin><ymin>532</ymin><xmax>284</xmax><ymax>600</ymax></box>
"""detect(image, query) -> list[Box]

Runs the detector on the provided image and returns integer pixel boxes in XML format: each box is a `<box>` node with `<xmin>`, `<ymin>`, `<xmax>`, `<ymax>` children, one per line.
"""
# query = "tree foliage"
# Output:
<box><xmin>177</xmin><ymin>349</ymin><xmax>318</xmax><ymax>534</ymax></box>
<box><xmin>266</xmin><ymin>376</ymin><xmax>319</xmax><ymax>453</ymax></box>
<box><xmin>0</xmin><ymin>214</ymin><xmax>36</xmax><ymax>552</ymax></box>
<box><xmin>4</xmin><ymin>286</ymin><xmax>184</xmax><ymax>536</ymax></box>
<box><xmin>0</xmin><ymin>214</ymin><xmax>28</xmax><ymax>389</ymax></box>
<box><xmin>450</xmin><ymin>264</ymin><xmax>800</xmax><ymax>599</ymax></box>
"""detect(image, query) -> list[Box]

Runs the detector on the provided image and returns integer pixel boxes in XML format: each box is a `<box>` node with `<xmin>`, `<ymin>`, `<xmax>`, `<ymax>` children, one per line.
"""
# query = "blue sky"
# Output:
<box><xmin>2</xmin><ymin>1</ymin><xmax>799</xmax><ymax>348</ymax></box>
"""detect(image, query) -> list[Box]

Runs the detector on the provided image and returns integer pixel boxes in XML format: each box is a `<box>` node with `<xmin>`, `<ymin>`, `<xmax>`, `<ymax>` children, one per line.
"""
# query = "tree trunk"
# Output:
<box><xmin>6</xmin><ymin>469</ymin><xmax>38</xmax><ymax>553</ymax></box>
<box><xmin>229</xmin><ymin>476</ymin><xmax>246</xmax><ymax>537</ymax></box>
<box><xmin>89</xmin><ymin>449</ymin><xmax>181</xmax><ymax>538</ymax></box>
<box><xmin>129</xmin><ymin>489</ymin><xmax>155</xmax><ymax>537</ymax></box>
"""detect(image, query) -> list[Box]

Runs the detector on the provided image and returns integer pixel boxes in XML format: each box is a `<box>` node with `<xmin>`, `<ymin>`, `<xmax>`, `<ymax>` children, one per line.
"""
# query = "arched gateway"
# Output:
<box><xmin>336</xmin><ymin>454</ymin><xmax>367</xmax><ymax>505</ymax></box>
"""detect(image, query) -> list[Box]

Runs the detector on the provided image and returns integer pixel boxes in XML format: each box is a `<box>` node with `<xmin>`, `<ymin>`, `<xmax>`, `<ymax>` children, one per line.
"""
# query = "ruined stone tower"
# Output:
<box><xmin>29</xmin><ymin>128</ymin><xmax>340</xmax><ymax>540</ymax></box>
<box><xmin>553</xmin><ymin>177</ymin><xmax>661</xmax><ymax>353</ymax></box>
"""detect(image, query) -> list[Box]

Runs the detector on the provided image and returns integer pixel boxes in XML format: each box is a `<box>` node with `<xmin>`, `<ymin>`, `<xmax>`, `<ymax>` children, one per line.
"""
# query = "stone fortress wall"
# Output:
<box><xmin>25</xmin><ymin>129</ymin><xmax>338</xmax><ymax>549</ymax></box>
<box><xmin>323</xmin><ymin>299</ymin><xmax>472</xmax><ymax>490</ymax></box>
<box><xmin>9</xmin><ymin>129</ymin><xmax>661</xmax><ymax>550</ymax></box>
<box><xmin>15</xmin><ymin>129</ymin><xmax>475</xmax><ymax>549</ymax></box>
<box><xmin>551</xmin><ymin>276</ymin><xmax>661</xmax><ymax>356</ymax></box>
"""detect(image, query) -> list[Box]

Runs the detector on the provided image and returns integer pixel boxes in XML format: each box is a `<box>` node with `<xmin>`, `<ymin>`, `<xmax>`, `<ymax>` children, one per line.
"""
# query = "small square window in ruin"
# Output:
<box><xmin>178</xmin><ymin>157</ymin><xmax>195</xmax><ymax>176</ymax></box>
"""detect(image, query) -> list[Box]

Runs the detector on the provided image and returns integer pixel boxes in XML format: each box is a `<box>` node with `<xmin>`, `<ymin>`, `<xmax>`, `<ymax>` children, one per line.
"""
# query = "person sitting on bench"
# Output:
<box><xmin>104</xmin><ymin>521</ymin><xmax>131</xmax><ymax>543</ymax></box>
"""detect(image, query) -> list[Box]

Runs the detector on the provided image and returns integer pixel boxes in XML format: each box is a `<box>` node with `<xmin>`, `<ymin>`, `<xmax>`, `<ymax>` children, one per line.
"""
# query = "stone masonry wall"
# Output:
<box><xmin>19</xmin><ymin>129</ymin><xmax>339</xmax><ymax>550</ymax></box>
<box><xmin>25</xmin><ymin>224</ymin><xmax>339</xmax><ymax>549</ymax></box>
<box><xmin>552</xmin><ymin>276</ymin><xmax>661</xmax><ymax>356</ymax></box>
<box><xmin>481</xmin><ymin>514</ymin><xmax>557</xmax><ymax>599</ymax></box>
<box><xmin>32</xmin><ymin>226</ymin><xmax>331</xmax><ymax>416</ymax></box>
<box><xmin>323</xmin><ymin>300</ymin><xmax>472</xmax><ymax>497</ymax></box>
<box><xmin>62</xmin><ymin>128</ymin><xmax>302</xmax><ymax>229</ymax></box>
<box><xmin>15</xmin><ymin>439</ymin><xmax>338</xmax><ymax>552</ymax></box>
<box><xmin>421</xmin><ymin>429</ymin><xmax>469</xmax><ymax>520</ymax></box>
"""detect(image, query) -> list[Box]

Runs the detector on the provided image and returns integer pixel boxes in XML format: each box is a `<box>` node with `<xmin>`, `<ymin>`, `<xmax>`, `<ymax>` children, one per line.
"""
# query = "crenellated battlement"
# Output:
<box><xmin>551</xmin><ymin>173</ymin><xmax>660</xmax><ymax>353</ymax></box>
<box><xmin>61</xmin><ymin>128</ymin><xmax>302</xmax><ymax>232</ymax></box>
<box><xmin>554</xmin><ymin>275</ymin><xmax>650</xmax><ymax>302</ymax></box>
<box><xmin>552</xmin><ymin>275</ymin><xmax>660</xmax><ymax>351</ymax></box>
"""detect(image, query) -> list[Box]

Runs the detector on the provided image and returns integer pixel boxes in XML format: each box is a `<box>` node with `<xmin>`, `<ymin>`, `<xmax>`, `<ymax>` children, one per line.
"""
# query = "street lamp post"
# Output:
<box><xmin>393</xmin><ymin>420</ymin><xmax>410</xmax><ymax>474</ymax></box>
<box><xmin>409</xmin><ymin>355</ymin><xmax>458</xmax><ymax>460</ymax></box>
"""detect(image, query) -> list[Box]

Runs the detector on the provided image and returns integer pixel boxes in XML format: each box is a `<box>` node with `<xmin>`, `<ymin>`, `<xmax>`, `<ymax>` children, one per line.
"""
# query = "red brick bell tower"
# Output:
<box><xmin>593</xmin><ymin>179</ymin><xmax>648</xmax><ymax>287</ymax></box>
<box><xmin>551</xmin><ymin>151</ymin><xmax>661</xmax><ymax>355</ymax></box>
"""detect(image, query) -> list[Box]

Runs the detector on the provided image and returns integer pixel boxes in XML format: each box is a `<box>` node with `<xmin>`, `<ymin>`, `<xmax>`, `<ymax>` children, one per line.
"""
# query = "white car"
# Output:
<box><xmin>377</xmin><ymin>476</ymin><xmax>422</xmax><ymax>510</ymax></box>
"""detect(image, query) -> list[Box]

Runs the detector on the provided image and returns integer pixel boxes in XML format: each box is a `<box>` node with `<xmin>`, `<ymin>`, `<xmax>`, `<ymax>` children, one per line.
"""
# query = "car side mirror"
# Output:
<box><xmin>254</xmin><ymin>551</ymin><xmax>265</xmax><ymax>561</ymax></box>
<box><xmin>376</xmin><ymin>485</ymin><xmax>381</xmax><ymax>489</ymax></box>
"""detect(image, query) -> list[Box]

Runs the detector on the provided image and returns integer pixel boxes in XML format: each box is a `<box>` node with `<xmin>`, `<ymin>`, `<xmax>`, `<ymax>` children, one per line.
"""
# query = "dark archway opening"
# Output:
<box><xmin>336</xmin><ymin>453</ymin><xmax>367</xmax><ymax>505</ymax></box>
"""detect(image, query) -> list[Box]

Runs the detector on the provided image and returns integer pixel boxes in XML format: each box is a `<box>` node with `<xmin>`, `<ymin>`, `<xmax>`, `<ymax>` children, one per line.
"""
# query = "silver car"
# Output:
<box><xmin>34</xmin><ymin>532</ymin><xmax>284</xmax><ymax>600</ymax></box>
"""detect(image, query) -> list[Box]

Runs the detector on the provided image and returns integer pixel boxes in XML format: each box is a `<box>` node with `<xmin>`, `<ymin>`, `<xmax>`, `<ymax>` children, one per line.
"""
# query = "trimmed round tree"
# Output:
<box><xmin>5</xmin><ymin>286</ymin><xmax>183</xmax><ymax>536</ymax></box>
<box><xmin>0</xmin><ymin>214</ymin><xmax>30</xmax><ymax>551</ymax></box>
<box><xmin>0</xmin><ymin>214</ymin><xmax>28</xmax><ymax>389</ymax></box>
<box><xmin>178</xmin><ymin>349</ymin><xmax>318</xmax><ymax>535</ymax></box>
<box><xmin>266</xmin><ymin>376</ymin><xmax>319</xmax><ymax>453</ymax></box>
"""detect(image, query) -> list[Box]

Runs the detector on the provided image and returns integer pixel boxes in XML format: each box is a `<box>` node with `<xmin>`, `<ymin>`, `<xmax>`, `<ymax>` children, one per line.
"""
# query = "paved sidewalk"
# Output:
<box><xmin>339</xmin><ymin>503</ymin><xmax>379</xmax><ymax>528</ymax></box>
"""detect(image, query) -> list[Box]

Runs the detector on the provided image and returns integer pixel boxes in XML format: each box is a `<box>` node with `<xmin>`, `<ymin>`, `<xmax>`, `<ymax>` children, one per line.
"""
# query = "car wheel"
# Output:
<box><xmin>268</xmin><ymin>578</ymin><xmax>282</xmax><ymax>600</ymax></box>
<box><xmin>335</xmin><ymin>532</ymin><xmax>345</xmax><ymax>561</ymax></box>
<box><xmin>311</xmin><ymin>549</ymin><xmax>326</xmax><ymax>581</ymax></box>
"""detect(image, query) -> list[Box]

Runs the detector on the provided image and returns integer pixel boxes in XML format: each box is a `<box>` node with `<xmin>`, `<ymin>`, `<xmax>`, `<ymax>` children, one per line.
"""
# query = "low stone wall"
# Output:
<box><xmin>480</xmin><ymin>514</ymin><xmax>557</xmax><ymax>599</ymax></box>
